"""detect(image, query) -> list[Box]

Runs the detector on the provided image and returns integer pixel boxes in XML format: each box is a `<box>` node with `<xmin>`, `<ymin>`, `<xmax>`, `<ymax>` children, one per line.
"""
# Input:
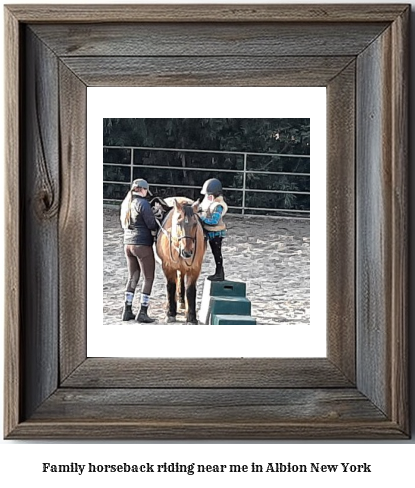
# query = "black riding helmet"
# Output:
<box><xmin>201</xmin><ymin>178</ymin><xmax>222</xmax><ymax>196</ymax></box>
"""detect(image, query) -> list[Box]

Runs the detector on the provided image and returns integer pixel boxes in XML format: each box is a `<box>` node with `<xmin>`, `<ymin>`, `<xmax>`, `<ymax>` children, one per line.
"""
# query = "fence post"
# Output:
<box><xmin>130</xmin><ymin>147</ymin><xmax>134</xmax><ymax>186</ymax></box>
<box><xmin>242</xmin><ymin>153</ymin><xmax>247</xmax><ymax>215</ymax></box>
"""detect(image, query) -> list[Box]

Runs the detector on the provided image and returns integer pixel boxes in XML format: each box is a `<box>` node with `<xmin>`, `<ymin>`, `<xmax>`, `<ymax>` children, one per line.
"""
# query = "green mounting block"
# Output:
<box><xmin>211</xmin><ymin>314</ymin><xmax>257</xmax><ymax>325</ymax></box>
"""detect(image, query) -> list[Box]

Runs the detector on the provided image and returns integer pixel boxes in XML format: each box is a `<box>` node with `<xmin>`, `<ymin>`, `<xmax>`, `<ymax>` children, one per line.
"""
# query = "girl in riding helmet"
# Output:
<box><xmin>199</xmin><ymin>178</ymin><xmax>228</xmax><ymax>281</ymax></box>
<box><xmin>120</xmin><ymin>178</ymin><xmax>158</xmax><ymax>323</ymax></box>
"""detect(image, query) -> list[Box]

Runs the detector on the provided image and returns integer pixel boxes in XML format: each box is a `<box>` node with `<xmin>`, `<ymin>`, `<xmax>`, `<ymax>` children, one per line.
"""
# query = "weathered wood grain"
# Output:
<box><xmin>61</xmin><ymin>56</ymin><xmax>354</xmax><ymax>87</ymax></box>
<box><xmin>7</xmin><ymin>421</ymin><xmax>407</xmax><ymax>441</ymax></box>
<box><xmin>58</xmin><ymin>63</ymin><xmax>87</xmax><ymax>381</ymax></box>
<box><xmin>62</xmin><ymin>358</ymin><xmax>353</xmax><ymax>388</ymax></box>
<box><xmin>326</xmin><ymin>62</ymin><xmax>356</xmax><ymax>383</ymax></box>
<box><xmin>6</xmin><ymin>4</ymin><xmax>409</xmax><ymax>23</ymax></box>
<box><xmin>389</xmin><ymin>8</ymin><xmax>409</xmax><ymax>432</ymax></box>
<box><xmin>31</xmin><ymin>22</ymin><xmax>388</xmax><ymax>57</ymax></box>
<box><xmin>356</xmin><ymin>9</ymin><xmax>408</xmax><ymax>427</ymax></box>
<box><xmin>21</xmin><ymin>29</ymin><xmax>60</xmax><ymax>420</ymax></box>
<box><xmin>32</xmin><ymin>388</ymin><xmax>386</xmax><ymax>422</ymax></box>
<box><xmin>4</xmin><ymin>6</ymin><xmax>21</xmax><ymax>439</ymax></box>
<box><xmin>357</xmin><ymin>31</ymin><xmax>391</xmax><ymax>416</ymax></box>
<box><xmin>4</xmin><ymin>4</ymin><xmax>410</xmax><ymax>440</ymax></box>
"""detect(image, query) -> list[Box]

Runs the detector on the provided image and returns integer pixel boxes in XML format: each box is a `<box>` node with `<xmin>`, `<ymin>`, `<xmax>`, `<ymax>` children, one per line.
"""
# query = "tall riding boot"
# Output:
<box><xmin>136</xmin><ymin>305</ymin><xmax>156</xmax><ymax>323</ymax></box>
<box><xmin>122</xmin><ymin>302</ymin><xmax>135</xmax><ymax>321</ymax></box>
<box><xmin>208</xmin><ymin>265</ymin><xmax>225</xmax><ymax>281</ymax></box>
<box><xmin>208</xmin><ymin>237</ymin><xmax>225</xmax><ymax>281</ymax></box>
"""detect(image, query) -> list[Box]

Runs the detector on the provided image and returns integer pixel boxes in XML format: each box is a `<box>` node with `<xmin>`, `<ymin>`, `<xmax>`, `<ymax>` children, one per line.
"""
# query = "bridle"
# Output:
<box><xmin>174</xmin><ymin>233</ymin><xmax>198</xmax><ymax>267</ymax></box>
<box><xmin>156</xmin><ymin>210</ymin><xmax>199</xmax><ymax>267</ymax></box>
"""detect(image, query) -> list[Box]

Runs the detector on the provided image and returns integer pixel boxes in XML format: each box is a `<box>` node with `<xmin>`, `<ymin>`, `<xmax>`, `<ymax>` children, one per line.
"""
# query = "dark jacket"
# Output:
<box><xmin>123</xmin><ymin>195</ymin><xmax>157</xmax><ymax>246</ymax></box>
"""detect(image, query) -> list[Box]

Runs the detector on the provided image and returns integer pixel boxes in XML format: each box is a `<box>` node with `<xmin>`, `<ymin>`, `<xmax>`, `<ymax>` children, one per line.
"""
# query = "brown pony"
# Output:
<box><xmin>156</xmin><ymin>197</ymin><xmax>206</xmax><ymax>324</ymax></box>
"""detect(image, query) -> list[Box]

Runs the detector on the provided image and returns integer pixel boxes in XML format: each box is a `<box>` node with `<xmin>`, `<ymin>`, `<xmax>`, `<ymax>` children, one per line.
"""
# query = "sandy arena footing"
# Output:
<box><xmin>104</xmin><ymin>207</ymin><xmax>310</xmax><ymax>325</ymax></box>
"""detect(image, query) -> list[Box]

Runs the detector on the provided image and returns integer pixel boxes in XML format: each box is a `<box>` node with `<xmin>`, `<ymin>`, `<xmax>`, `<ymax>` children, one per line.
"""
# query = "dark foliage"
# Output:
<box><xmin>103</xmin><ymin>118</ymin><xmax>310</xmax><ymax>216</ymax></box>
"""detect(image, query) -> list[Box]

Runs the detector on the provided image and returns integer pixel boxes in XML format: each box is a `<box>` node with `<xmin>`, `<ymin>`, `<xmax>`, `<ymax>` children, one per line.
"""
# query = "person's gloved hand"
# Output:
<box><xmin>193</xmin><ymin>199</ymin><xmax>203</xmax><ymax>213</ymax></box>
<box><xmin>152</xmin><ymin>202</ymin><xmax>164</xmax><ymax>220</ymax></box>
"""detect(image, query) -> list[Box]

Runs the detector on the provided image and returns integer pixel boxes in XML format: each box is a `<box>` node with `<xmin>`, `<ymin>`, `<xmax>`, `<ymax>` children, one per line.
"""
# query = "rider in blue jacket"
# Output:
<box><xmin>199</xmin><ymin>178</ymin><xmax>228</xmax><ymax>281</ymax></box>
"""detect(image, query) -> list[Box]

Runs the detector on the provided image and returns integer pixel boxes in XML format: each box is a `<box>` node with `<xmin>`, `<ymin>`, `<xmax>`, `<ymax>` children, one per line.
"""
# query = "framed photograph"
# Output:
<box><xmin>93</xmin><ymin>91</ymin><xmax>325</xmax><ymax>359</ymax></box>
<box><xmin>4</xmin><ymin>4</ymin><xmax>409</xmax><ymax>439</ymax></box>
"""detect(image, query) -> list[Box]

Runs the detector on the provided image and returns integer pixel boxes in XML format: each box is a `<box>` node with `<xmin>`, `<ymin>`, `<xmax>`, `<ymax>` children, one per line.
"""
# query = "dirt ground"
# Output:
<box><xmin>103</xmin><ymin>207</ymin><xmax>310</xmax><ymax>325</ymax></box>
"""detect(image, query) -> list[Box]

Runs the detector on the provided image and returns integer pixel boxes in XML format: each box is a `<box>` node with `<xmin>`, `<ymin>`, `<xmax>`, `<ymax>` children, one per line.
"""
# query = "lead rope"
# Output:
<box><xmin>155</xmin><ymin>218</ymin><xmax>180</xmax><ymax>264</ymax></box>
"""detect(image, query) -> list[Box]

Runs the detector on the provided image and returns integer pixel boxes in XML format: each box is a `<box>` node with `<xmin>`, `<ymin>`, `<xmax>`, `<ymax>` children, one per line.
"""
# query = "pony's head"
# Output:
<box><xmin>171</xmin><ymin>199</ymin><xmax>201</xmax><ymax>259</ymax></box>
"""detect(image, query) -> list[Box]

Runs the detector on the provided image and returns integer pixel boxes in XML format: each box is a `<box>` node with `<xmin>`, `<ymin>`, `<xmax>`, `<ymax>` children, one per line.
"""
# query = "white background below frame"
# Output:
<box><xmin>87</xmin><ymin>87</ymin><xmax>326</xmax><ymax>358</ymax></box>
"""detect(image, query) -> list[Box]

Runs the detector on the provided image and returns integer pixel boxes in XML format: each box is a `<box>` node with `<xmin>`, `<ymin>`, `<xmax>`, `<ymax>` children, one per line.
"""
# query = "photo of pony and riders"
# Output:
<box><xmin>103</xmin><ymin>118</ymin><xmax>310</xmax><ymax>326</ymax></box>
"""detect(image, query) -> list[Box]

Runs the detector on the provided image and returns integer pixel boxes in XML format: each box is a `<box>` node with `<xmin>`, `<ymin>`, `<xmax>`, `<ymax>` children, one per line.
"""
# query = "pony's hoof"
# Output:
<box><xmin>166</xmin><ymin>316</ymin><xmax>176</xmax><ymax>323</ymax></box>
<box><xmin>179</xmin><ymin>302</ymin><xmax>186</xmax><ymax>310</ymax></box>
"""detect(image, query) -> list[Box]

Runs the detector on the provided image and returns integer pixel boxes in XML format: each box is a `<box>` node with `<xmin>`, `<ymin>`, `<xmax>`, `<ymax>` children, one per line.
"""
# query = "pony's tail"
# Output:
<box><xmin>120</xmin><ymin>190</ymin><xmax>133</xmax><ymax>229</ymax></box>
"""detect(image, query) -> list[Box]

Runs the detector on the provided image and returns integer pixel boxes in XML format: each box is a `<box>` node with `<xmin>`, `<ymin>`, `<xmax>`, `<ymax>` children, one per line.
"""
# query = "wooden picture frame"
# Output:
<box><xmin>4</xmin><ymin>4</ymin><xmax>409</xmax><ymax>439</ymax></box>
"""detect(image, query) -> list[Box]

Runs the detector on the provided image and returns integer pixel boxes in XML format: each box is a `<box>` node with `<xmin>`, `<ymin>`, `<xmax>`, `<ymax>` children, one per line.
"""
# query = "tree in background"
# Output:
<box><xmin>103</xmin><ymin>118</ymin><xmax>309</xmax><ymax>153</ymax></box>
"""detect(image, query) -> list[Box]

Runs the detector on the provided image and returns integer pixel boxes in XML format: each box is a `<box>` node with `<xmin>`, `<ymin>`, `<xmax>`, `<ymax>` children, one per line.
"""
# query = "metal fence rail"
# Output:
<box><xmin>103</xmin><ymin>145</ymin><xmax>310</xmax><ymax>218</ymax></box>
